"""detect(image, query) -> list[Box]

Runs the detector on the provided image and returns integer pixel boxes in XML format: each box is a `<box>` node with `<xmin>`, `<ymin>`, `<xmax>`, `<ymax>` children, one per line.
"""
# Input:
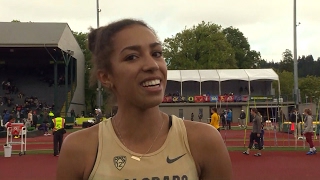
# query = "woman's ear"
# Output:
<box><xmin>98</xmin><ymin>70</ymin><xmax>113</xmax><ymax>89</ymax></box>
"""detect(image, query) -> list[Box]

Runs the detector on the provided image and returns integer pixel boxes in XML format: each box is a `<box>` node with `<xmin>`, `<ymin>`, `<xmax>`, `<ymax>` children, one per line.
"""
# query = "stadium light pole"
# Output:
<box><xmin>96</xmin><ymin>0</ymin><xmax>102</xmax><ymax>109</ymax></box>
<box><xmin>97</xmin><ymin>0</ymin><xmax>100</xmax><ymax>28</ymax></box>
<box><xmin>293</xmin><ymin>0</ymin><xmax>299</xmax><ymax>107</ymax></box>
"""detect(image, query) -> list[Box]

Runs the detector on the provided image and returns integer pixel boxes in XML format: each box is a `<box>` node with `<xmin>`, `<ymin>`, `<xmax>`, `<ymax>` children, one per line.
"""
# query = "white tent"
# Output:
<box><xmin>244</xmin><ymin>69</ymin><xmax>279</xmax><ymax>98</ymax></box>
<box><xmin>198</xmin><ymin>70</ymin><xmax>220</xmax><ymax>95</ymax></box>
<box><xmin>198</xmin><ymin>70</ymin><xmax>220</xmax><ymax>82</ymax></box>
<box><xmin>244</xmin><ymin>69</ymin><xmax>279</xmax><ymax>81</ymax></box>
<box><xmin>217</xmin><ymin>69</ymin><xmax>250</xmax><ymax>81</ymax></box>
<box><xmin>167</xmin><ymin>69</ymin><xmax>278</xmax><ymax>82</ymax></box>
<box><xmin>166</xmin><ymin>68</ymin><xmax>280</xmax><ymax>98</ymax></box>
<box><xmin>167</xmin><ymin>70</ymin><xmax>181</xmax><ymax>82</ymax></box>
<box><xmin>180</xmin><ymin>70</ymin><xmax>201</xmax><ymax>82</ymax></box>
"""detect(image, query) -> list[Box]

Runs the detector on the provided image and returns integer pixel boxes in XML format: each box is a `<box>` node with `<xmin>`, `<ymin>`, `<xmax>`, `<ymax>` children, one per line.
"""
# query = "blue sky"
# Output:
<box><xmin>1</xmin><ymin>0</ymin><xmax>319</xmax><ymax>62</ymax></box>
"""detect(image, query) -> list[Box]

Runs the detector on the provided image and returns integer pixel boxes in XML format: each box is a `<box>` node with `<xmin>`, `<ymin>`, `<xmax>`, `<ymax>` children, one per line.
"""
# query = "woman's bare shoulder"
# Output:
<box><xmin>56</xmin><ymin>125</ymin><xmax>99</xmax><ymax>179</ymax></box>
<box><xmin>183</xmin><ymin>120</ymin><xmax>232</xmax><ymax>179</ymax></box>
<box><xmin>65</xmin><ymin>125</ymin><xmax>99</xmax><ymax>149</ymax></box>
<box><xmin>183</xmin><ymin>120</ymin><xmax>222</xmax><ymax>145</ymax></box>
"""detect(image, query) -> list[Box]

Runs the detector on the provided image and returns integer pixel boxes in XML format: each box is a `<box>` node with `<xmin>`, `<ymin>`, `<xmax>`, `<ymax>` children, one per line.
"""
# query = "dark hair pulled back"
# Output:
<box><xmin>87</xmin><ymin>18</ymin><xmax>152</xmax><ymax>87</ymax></box>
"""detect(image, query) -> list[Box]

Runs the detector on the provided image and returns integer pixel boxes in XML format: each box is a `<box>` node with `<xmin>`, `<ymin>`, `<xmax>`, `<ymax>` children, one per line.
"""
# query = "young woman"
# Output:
<box><xmin>56</xmin><ymin>19</ymin><xmax>232</xmax><ymax>179</ymax></box>
<box><xmin>25</xmin><ymin>110</ymin><xmax>33</xmax><ymax>128</ymax></box>
<box><xmin>210</xmin><ymin>107</ymin><xmax>220</xmax><ymax>131</ymax></box>
<box><xmin>243</xmin><ymin>108</ymin><xmax>262</xmax><ymax>156</ymax></box>
<box><xmin>303</xmin><ymin>108</ymin><xmax>317</xmax><ymax>155</ymax></box>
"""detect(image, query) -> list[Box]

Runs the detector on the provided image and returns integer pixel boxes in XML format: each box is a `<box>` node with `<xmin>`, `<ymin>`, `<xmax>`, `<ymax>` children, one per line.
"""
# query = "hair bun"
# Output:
<box><xmin>88</xmin><ymin>27</ymin><xmax>99</xmax><ymax>53</ymax></box>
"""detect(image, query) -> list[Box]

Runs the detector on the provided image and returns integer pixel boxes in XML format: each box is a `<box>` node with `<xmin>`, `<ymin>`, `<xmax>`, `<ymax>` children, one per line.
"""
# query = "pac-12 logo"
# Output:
<box><xmin>114</xmin><ymin>156</ymin><xmax>127</xmax><ymax>170</ymax></box>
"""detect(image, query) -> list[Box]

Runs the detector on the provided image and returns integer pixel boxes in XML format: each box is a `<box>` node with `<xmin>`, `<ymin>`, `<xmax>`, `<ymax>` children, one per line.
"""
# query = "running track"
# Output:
<box><xmin>1</xmin><ymin>128</ymin><xmax>320</xmax><ymax>179</ymax></box>
<box><xmin>0</xmin><ymin>151</ymin><xmax>319</xmax><ymax>180</ymax></box>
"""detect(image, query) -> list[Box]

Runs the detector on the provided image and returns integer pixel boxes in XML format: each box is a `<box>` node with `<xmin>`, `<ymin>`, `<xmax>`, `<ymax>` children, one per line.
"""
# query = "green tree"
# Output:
<box><xmin>257</xmin><ymin>59</ymin><xmax>269</xmax><ymax>68</ymax></box>
<box><xmin>72</xmin><ymin>32</ymin><xmax>91</xmax><ymax>62</ymax></box>
<box><xmin>222</xmin><ymin>26</ymin><xmax>261</xmax><ymax>68</ymax></box>
<box><xmin>247</xmin><ymin>50</ymin><xmax>262</xmax><ymax>68</ymax></box>
<box><xmin>72</xmin><ymin>31</ymin><xmax>112</xmax><ymax>114</ymax></box>
<box><xmin>299</xmin><ymin>76</ymin><xmax>320</xmax><ymax>103</ymax></box>
<box><xmin>163</xmin><ymin>21</ymin><xmax>237</xmax><ymax>70</ymax></box>
<box><xmin>72</xmin><ymin>32</ymin><xmax>93</xmax><ymax>113</ymax></box>
<box><xmin>298</xmin><ymin>55</ymin><xmax>317</xmax><ymax>77</ymax></box>
<box><xmin>273</xmin><ymin>71</ymin><xmax>294</xmax><ymax>100</ymax></box>
<box><xmin>279</xmin><ymin>49</ymin><xmax>293</xmax><ymax>72</ymax></box>
<box><xmin>259</xmin><ymin>59</ymin><xmax>280</xmax><ymax>70</ymax></box>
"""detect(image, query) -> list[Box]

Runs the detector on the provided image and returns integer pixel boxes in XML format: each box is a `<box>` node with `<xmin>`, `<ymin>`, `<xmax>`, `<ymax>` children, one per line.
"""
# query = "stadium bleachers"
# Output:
<box><xmin>0</xmin><ymin>67</ymin><xmax>70</xmax><ymax>117</ymax></box>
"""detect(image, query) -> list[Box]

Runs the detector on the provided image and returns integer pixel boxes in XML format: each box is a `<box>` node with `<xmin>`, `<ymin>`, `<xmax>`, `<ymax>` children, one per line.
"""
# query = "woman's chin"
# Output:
<box><xmin>137</xmin><ymin>98</ymin><xmax>163</xmax><ymax>110</ymax></box>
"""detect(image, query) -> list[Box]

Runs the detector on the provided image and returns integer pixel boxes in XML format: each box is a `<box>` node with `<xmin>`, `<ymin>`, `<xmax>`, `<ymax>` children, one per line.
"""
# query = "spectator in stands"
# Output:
<box><xmin>32</xmin><ymin>111</ymin><xmax>38</xmax><ymax>129</ymax></box>
<box><xmin>239</xmin><ymin>110</ymin><xmax>246</xmax><ymax>128</ymax></box>
<box><xmin>48</xmin><ymin>111</ymin><xmax>54</xmax><ymax>124</ymax></box>
<box><xmin>4</xmin><ymin>115</ymin><xmax>14</xmax><ymax>129</ymax></box>
<box><xmin>16</xmin><ymin>110</ymin><xmax>20</xmax><ymax>121</ymax></box>
<box><xmin>220</xmin><ymin>110</ymin><xmax>226</xmax><ymax>129</ymax></box>
<box><xmin>0</xmin><ymin>114</ymin><xmax>3</xmax><ymax>127</ymax></box>
<box><xmin>2</xmin><ymin>108</ymin><xmax>7</xmax><ymax>116</ymax></box>
<box><xmin>198</xmin><ymin>111</ymin><xmax>203</xmax><ymax>122</ymax></box>
<box><xmin>38</xmin><ymin>120</ymin><xmax>50</xmax><ymax>136</ymax></box>
<box><xmin>3</xmin><ymin>111</ymin><xmax>10</xmax><ymax>124</ymax></box>
<box><xmin>18</xmin><ymin>92</ymin><xmax>23</xmax><ymax>99</ymax></box>
<box><xmin>1</xmin><ymin>81</ymin><xmax>5</xmax><ymax>90</ymax></box>
<box><xmin>25</xmin><ymin>110</ymin><xmax>33</xmax><ymax>129</ymax></box>
<box><xmin>42</xmin><ymin>111</ymin><xmax>50</xmax><ymax>136</ymax></box>
<box><xmin>226</xmin><ymin>109</ymin><xmax>232</xmax><ymax>130</ymax></box>
<box><xmin>94</xmin><ymin>108</ymin><xmax>103</xmax><ymax>124</ymax></box>
<box><xmin>239</xmin><ymin>87</ymin><xmax>243</xmax><ymax>94</ymax></box>
<box><xmin>13</xmin><ymin>85</ymin><xmax>18</xmax><ymax>94</ymax></box>
<box><xmin>8</xmin><ymin>99</ymin><xmax>12</xmax><ymax>107</ymax></box>
<box><xmin>70</xmin><ymin>109</ymin><xmax>75</xmax><ymax>117</ymax></box>
<box><xmin>20</xmin><ymin>108</ymin><xmax>25</xmax><ymax>119</ymax></box>
<box><xmin>58</xmin><ymin>75</ymin><xmax>65</xmax><ymax>86</ymax></box>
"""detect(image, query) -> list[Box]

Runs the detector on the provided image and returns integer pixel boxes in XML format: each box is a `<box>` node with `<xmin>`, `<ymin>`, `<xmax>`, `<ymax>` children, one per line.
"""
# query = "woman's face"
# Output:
<box><xmin>99</xmin><ymin>25</ymin><xmax>167</xmax><ymax>109</ymax></box>
<box><xmin>250</xmin><ymin>110</ymin><xmax>255</xmax><ymax>116</ymax></box>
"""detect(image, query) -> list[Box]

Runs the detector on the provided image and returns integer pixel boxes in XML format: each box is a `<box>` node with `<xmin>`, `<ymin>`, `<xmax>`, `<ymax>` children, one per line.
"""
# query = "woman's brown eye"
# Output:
<box><xmin>153</xmin><ymin>52</ymin><xmax>163</xmax><ymax>57</ymax></box>
<box><xmin>126</xmin><ymin>55</ymin><xmax>138</xmax><ymax>61</ymax></box>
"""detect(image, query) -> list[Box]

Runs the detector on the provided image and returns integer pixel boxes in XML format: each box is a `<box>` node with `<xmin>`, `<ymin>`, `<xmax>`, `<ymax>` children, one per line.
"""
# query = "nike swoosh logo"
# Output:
<box><xmin>166</xmin><ymin>153</ymin><xmax>186</xmax><ymax>164</ymax></box>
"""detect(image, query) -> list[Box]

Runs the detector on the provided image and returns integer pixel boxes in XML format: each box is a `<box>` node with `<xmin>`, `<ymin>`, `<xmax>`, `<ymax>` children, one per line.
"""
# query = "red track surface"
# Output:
<box><xmin>1</xmin><ymin>151</ymin><xmax>319</xmax><ymax>180</ymax></box>
<box><xmin>1</xmin><ymin>128</ymin><xmax>320</xmax><ymax>179</ymax></box>
<box><xmin>231</xmin><ymin>151</ymin><xmax>320</xmax><ymax>180</ymax></box>
<box><xmin>0</xmin><ymin>154</ymin><xmax>58</xmax><ymax>180</ymax></box>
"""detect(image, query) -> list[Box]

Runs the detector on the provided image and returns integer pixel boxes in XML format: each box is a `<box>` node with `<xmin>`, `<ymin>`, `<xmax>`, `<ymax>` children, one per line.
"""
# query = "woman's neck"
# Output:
<box><xmin>112</xmin><ymin>106</ymin><xmax>167</xmax><ymax>141</ymax></box>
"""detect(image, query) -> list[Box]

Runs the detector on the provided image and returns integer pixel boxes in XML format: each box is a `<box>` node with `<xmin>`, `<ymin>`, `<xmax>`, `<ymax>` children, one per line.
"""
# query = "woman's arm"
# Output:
<box><xmin>303</xmin><ymin>116</ymin><xmax>313</xmax><ymax>133</ymax></box>
<box><xmin>56</xmin><ymin>126</ymin><xmax>99</xmax><ymax>180</ymax></box>
<box><xmin>186</xmin><ymin>121</ymin><xmax>232</xmax><ymax>180</ymax></box>
<box><xmin>209</xmin><ymin>114</ymin><xmax>215</xmax><ymax>127</ymax></box>
<box><xmin>256</xmin><ymin>116</ymin><xmax>262</xmax><ymax>133</ymax></box>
